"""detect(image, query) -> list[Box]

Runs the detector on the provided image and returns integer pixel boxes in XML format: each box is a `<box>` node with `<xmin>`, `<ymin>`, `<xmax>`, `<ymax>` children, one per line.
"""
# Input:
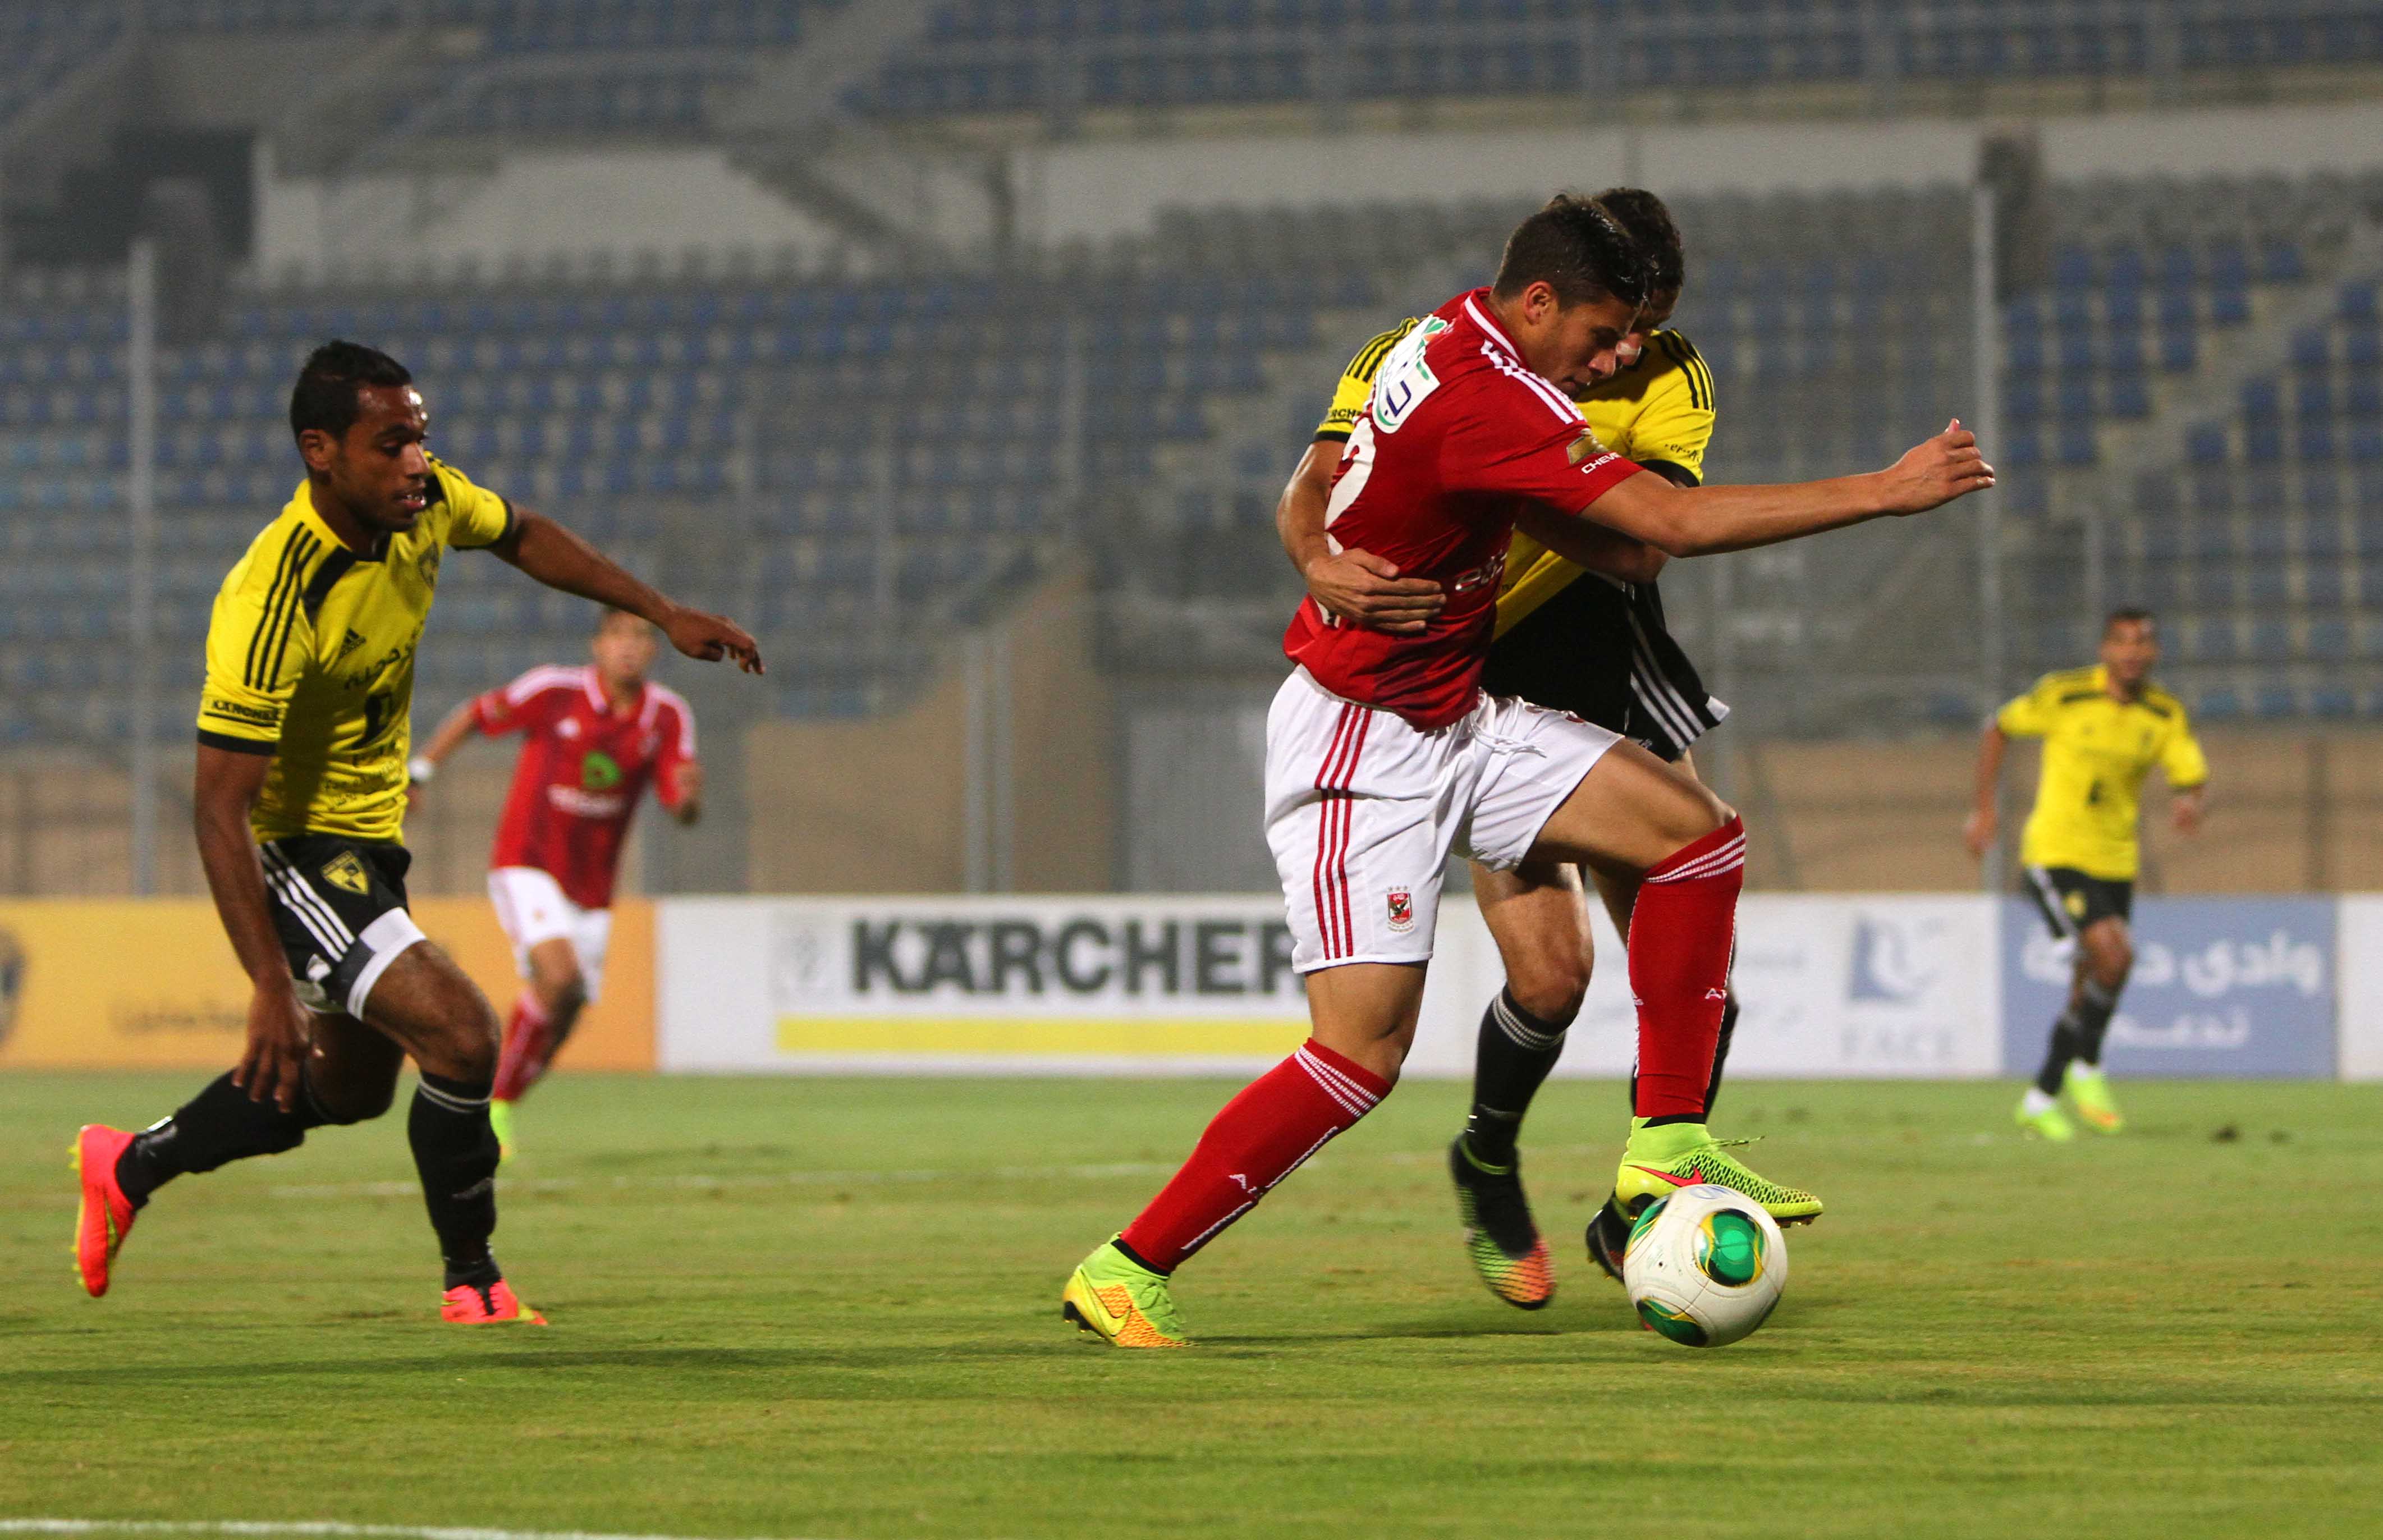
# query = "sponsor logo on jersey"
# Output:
<box><xmin>321</xmin><ymin>850</ymin><xmax>372</xmax><ymax>896</ymax></box>
<box><xmin>546</xmin><ymin>785</ymin><xmax>629</xmax><ymax>818</ymax></box>
<box><xmin>1385</xmin><ymin>889</ymin><xmax>1414</xmax><ymax>933</ymax></box>
<box><xmin>201</xmin><ymin>696</ymin><xmax>283</xmax><ymax>727</ymax></box>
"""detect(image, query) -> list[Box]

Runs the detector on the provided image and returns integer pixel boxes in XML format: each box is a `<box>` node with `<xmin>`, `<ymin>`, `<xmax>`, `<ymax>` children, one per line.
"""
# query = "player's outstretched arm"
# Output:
<box><xmin>194</xmin><ymin>745</ymin><xmax>319</xmax><ymax>1111</ymax></box>
<box><xmin>1276</xmin><ymin>439</ymin><xmax>1443</xmax><ymax>635</ymax></box>
<box><xmin>1512</xmin><ymin>507</ymin><xmax>1667</xmax><ymax>584</ymax></box>
<box><xmin>1583</xmin><ymin>420</ymin><xmax>1994</xmax><ymax>558</ymax></box>
<box><xmin>488</xmin><ymin>511</ymin><xmax>765</xmax><ymax>675</ymax></box>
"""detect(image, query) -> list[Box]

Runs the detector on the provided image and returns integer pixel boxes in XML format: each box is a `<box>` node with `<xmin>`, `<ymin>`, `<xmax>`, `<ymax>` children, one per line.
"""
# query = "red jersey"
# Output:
<box><xmin>475</xmin><ymin>664</ymin><xmax>696</xmax><ymax>909</ymax></box>
<box><xmin>1284</xmin><ymin>289</ymin><xmax>1643</xmax><ymax>728</ymax></box>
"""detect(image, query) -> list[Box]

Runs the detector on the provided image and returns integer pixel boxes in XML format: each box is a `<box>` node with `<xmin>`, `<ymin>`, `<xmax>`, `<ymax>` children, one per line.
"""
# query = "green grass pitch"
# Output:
<box><xmin>5</xmin><ymin>1071</ymin><xmax>2381</xmax><ymax>1539</ymax></box>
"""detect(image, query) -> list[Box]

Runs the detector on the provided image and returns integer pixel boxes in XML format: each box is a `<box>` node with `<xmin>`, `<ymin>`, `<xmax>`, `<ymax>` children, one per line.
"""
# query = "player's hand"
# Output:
<box><xmin>232</xmin><ymin>978</ymin><xmax>319</xmax><ymax>1113</ymax></box>
<box><xmin>672</xmin><ymin>759</ymin><xmax>704</xmax><ymax>821</ymax></box>
<box><xmin>1303</xmin><ymin>548</ymin><xmax>1445</xmax><ymax>635</ymax></box>
<box><xmin>2173</xmin><ymin>794</ymin><xmax>2204</xmax><ymax>836</ymax></box>
<box><xmin>1881</xmin><ymin>420</ymin><xmax>1996</xmax><ymax>514</ymax></box>
<box><xmin>1962</xmin><ymin>806</ymin><xmax>1996</xmax><ymax>859</ymax></box>
<box><xmin>663</xmin><ymin>608</ymin><xmax>764</xmax><ymax>675</ymax></box>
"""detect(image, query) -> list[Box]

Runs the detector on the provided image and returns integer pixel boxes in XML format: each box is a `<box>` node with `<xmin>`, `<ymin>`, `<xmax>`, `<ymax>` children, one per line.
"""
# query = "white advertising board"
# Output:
<box><xmin>2338</xmin><ymin>897</ymin><xmax>2383</xmax><ymax>1082</ymax></box>
<box><xmin>1407</xmin><ymin>893</ymin><xmax>2001</xmax><ymax>1081</ymax></box>
<box><xmin>658</xmin><ymin>896</ymin><xmax>1308</xmax><ymax>1074</ymax></box>
<box><xmin>661</xmin><ymin>892</ymin><xmax>2002</xmax><ymax>1079</ymax></box>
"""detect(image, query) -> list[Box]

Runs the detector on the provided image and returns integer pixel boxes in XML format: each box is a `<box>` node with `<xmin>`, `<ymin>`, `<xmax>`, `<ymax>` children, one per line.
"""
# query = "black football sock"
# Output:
<box><xmin>116</xmin><ymin>1071</ymin><xmax>329</xmax><ymax>1208</ymax></box>
<box><xmin>409</xmin><ymin>1070</ymin><xmax>503</xmax><ymax>1288</ymax></box>
<box><xmin>2070</xmin><ymin>978</ymin><xmax>2121</xmax><ymax>1067</ymax></box>
<box><xmin>1699</xmin><ymin>991</ymin><xmax>1740</xmax><ymax>1118</ymax></box>
<box><xmin>2034</xmin><ymin>1017</ymin><xmax>2085</xmax><ymax>1096</ymax></box>
<box><xmin>1461</xmin><ymin>988</ymin><xmax>1569</xmax><ymax>1169</ymax></box>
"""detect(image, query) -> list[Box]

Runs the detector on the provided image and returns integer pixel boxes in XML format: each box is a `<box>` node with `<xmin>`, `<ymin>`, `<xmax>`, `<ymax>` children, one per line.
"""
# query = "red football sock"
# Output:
<box><xmin>491</xmin><ymin>996</ymin><xmax>553</xmax><ymax>1104</ymax></box>
<box><xmin>1119</xmin><ymin>1039</ymin><xmax>1390</xmax><ymax>1273</ymax></box>
<box><xmin>1629</xmin><ymin>818</ymin><xmax>1747</xmax><ymax>1120</ymax></box>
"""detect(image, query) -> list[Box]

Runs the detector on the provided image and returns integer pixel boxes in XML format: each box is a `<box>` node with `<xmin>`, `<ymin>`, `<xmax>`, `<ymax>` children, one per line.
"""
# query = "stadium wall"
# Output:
<box><xmin>3</xmin><ymin>893</ymin><xmax>2371</xmax><ymax>1080</ymax></box>
<box><xmin>237</xmin><ymin>99</ymin><xmax>2383</xmax><ymax>273</ymax></box>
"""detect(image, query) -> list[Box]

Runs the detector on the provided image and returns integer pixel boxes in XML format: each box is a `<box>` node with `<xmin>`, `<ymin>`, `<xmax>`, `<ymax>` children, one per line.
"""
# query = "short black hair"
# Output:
<box><xmin>2105</xmin><ymin>606</ymin><xmax>2157</xmax><ymax>635</ymax></box>
<box><xmin>290</xmin><ymin>340</ymin><xmax>411</xmax><ymax>444</ymax></box>
<box><xmin>1492</xmin><ymin>194</ymin><xmax>1651</xmax><ymax>311</ymax></box>
<box><xmin>1592</xmin><ymin>186</ymin><xmax>1685</xmax><ymax>300</ymax></box>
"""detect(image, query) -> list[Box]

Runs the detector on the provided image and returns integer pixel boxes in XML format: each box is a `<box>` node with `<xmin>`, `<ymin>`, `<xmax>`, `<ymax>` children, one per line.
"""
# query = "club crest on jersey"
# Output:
<box><xmin>581</xmin><ymin>750</ymin><xmax>624</xmax><ymax>791</ymax></box>
<box><xmin>320</xmin><ymin>851</ymin><xmax>370</xmax><ymax>896</ymax></box>
<box><xmin>1386</xmin><ymin>889</ymin><xmax>1414</xmax><ymax>933</ymax></box>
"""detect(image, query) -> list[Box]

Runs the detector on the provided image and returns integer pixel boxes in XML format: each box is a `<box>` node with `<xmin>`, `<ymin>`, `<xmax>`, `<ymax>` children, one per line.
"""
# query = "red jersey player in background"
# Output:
<box><xmin>410</xmin><ymin>607</ymin><xmax>699</xmax><ymax>1156</ymax></box>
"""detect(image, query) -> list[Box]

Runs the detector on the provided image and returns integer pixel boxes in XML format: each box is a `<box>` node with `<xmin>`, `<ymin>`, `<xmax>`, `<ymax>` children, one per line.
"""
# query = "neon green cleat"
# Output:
<box><xmin>2014</xmin><ymin>1094</ymin><xmax>2075</xmax><ymax>1142</ymax></box>
<box><xmin>1613</xmin><ymin>1120</ymin><xmax>1822</xmax><ymax>1227</ymax></box>
<box><xmin>1061</xmin><ymin>1238</ymin><xmax>1191</xmax><ymax>1349</ymax></box>
<box><xmin>2064</xmin><ymin>1064</ymin><xmax>2124</xmax><ymax>1134</ymax></box>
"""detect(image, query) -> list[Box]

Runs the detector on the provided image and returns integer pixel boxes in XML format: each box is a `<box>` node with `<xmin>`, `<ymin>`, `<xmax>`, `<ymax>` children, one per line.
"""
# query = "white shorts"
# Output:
<box><xmin>487</xmin><ymin>866</ymin><xmax>614</xmax><ymax>1003</ymax></box>
<box><xmin>1264</xmin><ymin>666</ymin><xmax>1620</xmax><ymax>973</ymax></box>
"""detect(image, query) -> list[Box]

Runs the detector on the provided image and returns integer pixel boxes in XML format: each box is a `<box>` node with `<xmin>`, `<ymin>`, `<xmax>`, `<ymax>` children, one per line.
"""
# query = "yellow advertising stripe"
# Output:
<box><xmin>775</xmin><ymin>1016</ymin><xmax>1310</xmax><ymax>1057</ymax></box>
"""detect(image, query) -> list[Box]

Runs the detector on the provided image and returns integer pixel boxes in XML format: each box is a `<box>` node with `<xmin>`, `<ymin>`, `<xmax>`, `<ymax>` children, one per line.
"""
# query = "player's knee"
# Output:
<box><xmin>1507</xmin><ymin>964</ymin><xmax>1587</xmax><ymax>1029</ymax></box>
<box><xmin>311</xmin><ymin>1078</ymin><xmax>396</xmax><ymax>1126</ymax></box>
<box><xmin>2093</xmin><ymin>941</ymin><xmax>2133</xmax><ymax>989</ymax></box>
<box><xmin>1656</xmin><ymin>784</ymin><xmax>1737</xmax><ymax>856</ymax></box>
<box><xmin>431</xmin><ymin>1000</ymin><xmax>503</xmax><ymax>1084</ymax></box>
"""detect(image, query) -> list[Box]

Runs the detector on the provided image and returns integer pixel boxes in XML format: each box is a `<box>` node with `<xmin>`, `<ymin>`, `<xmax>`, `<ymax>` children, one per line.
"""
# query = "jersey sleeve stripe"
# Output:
<box><xmin>1349</xmin><ymin>319</ymin><xmax>1419</xmax><ymax>384</ymax></box>
<box><xmin>1485</xmin><ymin>347</ymin><xmax>1585</xmax><ymax>424</ymax></box>
<box><xmin>243</xmin><ymin>530</ymin><xmax>317</xmax><ymax>690</ymax></box>
<box><xmin>1670</xmin><ymin>332</ymin><xmax>1716</xmax><ymax>411</ymax></box>
<box><xmin>1665</xmin><ymin>332</ymin><xmax>1716</xmax><ymax>412</ymax></box>
<box><xmin>503</xmin><ymin>664</ymin><xmax>584</xmax><ymax>705</ymax></box>
<box><xmin>1656</xmin><ymin>333</ymin><xmax>1711</xmax><ymax>412</ymax></box>
<box><xmin>196</xmin><ymin>728</ymin><xmax>276</xmax><ymax>755</ymax></box>
<box><xmin>259</xmin><ymin>531</ymin><xmax>320</xmax><ymax>689</ymax></box>
<box><xmin>240</xmin><ymin>530</ymin><xmax>306</xmax><ymax>689</ymax></box>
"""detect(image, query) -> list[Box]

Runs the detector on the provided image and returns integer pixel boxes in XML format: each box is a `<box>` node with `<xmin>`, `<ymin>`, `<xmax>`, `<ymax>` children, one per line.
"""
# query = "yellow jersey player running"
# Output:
<box><xmin>71</xmin><ymin>341</ymin><xmax>762</xmax><ymax>1323</ymax></box>
<box><xmin>1966</xmin><ymin>608</ymin><xmax>2207</xmax><ymax>1141</ymax></box>
<box><xmin>1279</xmin><ymin>190</ymin><xmax>1771</xmax><ymax>1308</ymax></box>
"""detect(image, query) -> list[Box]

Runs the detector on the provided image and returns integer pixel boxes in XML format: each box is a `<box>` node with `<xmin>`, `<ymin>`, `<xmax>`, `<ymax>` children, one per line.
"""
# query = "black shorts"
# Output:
<box><xmin>2024</xmin><ymin>865</ymin><xmax>2134</xmax><ymax>941</ymax></box>
<box><xmin>258</xmin><ymin>835</ymin><xmax>425</xmax><ymax>1018</ymax></box>
<box><xmin>1479</xmin><ymin>574</ymin><xmax>1724</xmax><ymax>764</ymax></box>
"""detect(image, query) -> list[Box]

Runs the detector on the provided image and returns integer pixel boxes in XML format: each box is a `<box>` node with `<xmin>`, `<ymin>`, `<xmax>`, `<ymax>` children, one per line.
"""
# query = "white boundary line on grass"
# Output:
<box><xmin>1</xmin><ymin>1521</ymin><xmax>840</xmax><ymax>1540</ymax></box>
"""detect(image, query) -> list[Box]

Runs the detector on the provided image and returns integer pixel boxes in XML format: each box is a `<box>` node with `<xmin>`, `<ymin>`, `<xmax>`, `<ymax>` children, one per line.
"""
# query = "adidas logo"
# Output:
<box><xmin>336</xmin><ymin>629</ymin><xmax>368</xmax><ymax>660</ymax></box>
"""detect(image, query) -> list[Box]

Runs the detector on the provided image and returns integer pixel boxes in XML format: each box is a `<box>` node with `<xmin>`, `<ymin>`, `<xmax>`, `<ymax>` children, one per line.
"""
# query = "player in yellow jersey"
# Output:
<box><xmin>1278</xmin><ymin>191</ymin><xmax>1800</xmax><ymax>1309</ymax></box>
<box><xmin>72</xmin><ymin>341</ymin><xmax>761</xmax><ymax>1322</ymax></box>
<box><xmin>1967</xmin><ymin>608</ymin><xmax>2208</xmax><ymax>1141</ymax></box>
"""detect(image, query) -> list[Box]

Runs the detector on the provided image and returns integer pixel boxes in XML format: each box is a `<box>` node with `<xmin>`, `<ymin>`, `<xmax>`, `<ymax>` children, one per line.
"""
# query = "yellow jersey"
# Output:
<box><xmin>1996</xmin><ymin>664</ymin><xmax>2210</xmax><ymax>881</ymax></box>
<box><xmin>196</xmin><ymin>456</ymin><xmax>516</xmax><ymax>844</ymax></box>
<box><xmin>1314</xmin><ymin>320</ymin><xmax>1716</xmax><ymax>637</ymax></box>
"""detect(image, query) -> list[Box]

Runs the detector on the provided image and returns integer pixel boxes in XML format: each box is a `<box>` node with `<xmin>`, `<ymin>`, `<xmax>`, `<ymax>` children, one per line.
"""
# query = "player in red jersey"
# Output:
<box><xmin>1061</xmin><ymin>196</ymin><xmax>1994</xmax><ymax>1346</ymax></box>
<box><xmin>410</xmin><ymin>607</ymin><xmax>699</xmax><ymax>1156</ymax></box>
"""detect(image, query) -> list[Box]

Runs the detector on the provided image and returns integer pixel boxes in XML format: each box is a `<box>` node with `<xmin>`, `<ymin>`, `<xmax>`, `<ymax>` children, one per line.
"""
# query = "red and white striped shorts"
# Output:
<box><xmin>1262</xmin><ymin>666</ymin><xmax>1620</xmax><ymax>973</ymax></box>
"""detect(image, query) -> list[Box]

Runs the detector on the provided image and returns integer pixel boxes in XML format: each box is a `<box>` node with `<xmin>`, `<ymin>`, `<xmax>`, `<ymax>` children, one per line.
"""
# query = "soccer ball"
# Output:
<box><xmin>1621</xmin><ymin>1184</ymin><xmax>1789</xmax><ymax>1347</ymax></box>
